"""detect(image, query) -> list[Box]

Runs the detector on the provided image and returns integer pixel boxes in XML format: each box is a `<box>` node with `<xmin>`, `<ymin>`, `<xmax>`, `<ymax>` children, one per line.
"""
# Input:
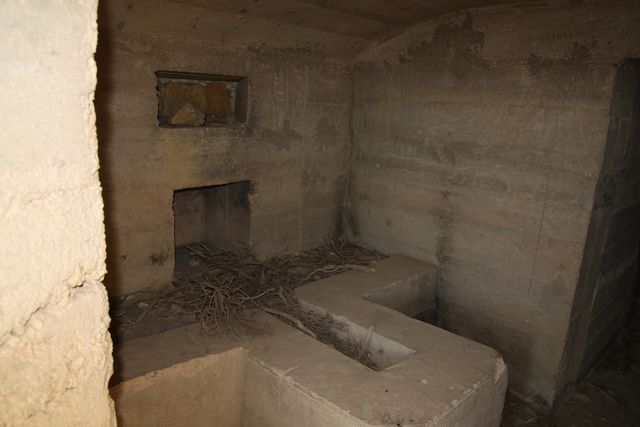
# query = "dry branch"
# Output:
<box><xmin>259</xmin><ymin>306</ymin><xmax>318</xmax><ymax>339</ymax></box>
<box><xmin>126</xmin><ymin>239</ymin><xmax>384</xmax><ymax>342</ymax></box>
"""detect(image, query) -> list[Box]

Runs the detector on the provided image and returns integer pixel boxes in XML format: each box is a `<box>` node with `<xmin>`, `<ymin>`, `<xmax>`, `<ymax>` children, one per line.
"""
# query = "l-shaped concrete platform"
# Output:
<box><xmin>111</xmin><ymin>256</ymin><xmax>507</xmax><ymax>426</ymax></box>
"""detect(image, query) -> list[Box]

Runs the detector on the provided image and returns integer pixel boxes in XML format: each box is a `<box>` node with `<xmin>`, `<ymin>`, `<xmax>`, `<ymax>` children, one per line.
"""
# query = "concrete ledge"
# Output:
<box><xmin>295</xmin><ymin>256</ymin><xmax>507</xmax><ymax>425</ymax></box>
<box><xmin>112</xmin><ymin>256</ymin><xmax>507</xmax><ymax>426</ymax></box>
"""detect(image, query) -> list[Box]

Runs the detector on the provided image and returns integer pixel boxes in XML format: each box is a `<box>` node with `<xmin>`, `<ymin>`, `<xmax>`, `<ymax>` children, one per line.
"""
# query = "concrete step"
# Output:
<box><xmin>112</xmin><ymin>256</ymin><xmax>507</xmax><ymax>426</ymax></box>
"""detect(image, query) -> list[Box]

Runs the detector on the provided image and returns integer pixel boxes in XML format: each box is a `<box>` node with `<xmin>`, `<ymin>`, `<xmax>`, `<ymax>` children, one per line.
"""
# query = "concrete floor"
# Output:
<box><xmin>503</xmin><ymin>300</ymin><xmax>640</xmax><ymax>426</ymax></box>
<box><xmin>111</xmin><ymin>254</ymin><xmax>640</xmax><ymax>426</ymax></box>
<box><xmin>111</xmin><ymin>256</ymin><xmax>507</xmax><ymax>426</ymax></box>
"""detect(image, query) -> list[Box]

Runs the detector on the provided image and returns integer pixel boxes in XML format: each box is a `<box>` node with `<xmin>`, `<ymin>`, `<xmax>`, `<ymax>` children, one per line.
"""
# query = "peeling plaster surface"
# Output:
<box><xmin>0</xmin><ymin>1</ymin><xmax>115</xmax><ymax>425</ymax></box>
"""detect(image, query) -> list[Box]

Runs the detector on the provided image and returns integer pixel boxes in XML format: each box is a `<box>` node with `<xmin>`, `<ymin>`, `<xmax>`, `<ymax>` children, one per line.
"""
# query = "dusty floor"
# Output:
<box><xmin>503</xmin><ymin>303</ymin><xmax>640</xmax><ymax>427</ymax></box>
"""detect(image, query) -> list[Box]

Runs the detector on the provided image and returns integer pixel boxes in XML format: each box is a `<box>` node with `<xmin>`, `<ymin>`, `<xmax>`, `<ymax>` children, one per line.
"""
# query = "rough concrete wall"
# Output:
<box><xmin>350</xmin><ymin>0</ymin><xmax>640</xmax><ymax>406</ymax></box>
<box><xmin>568</xmin><ymin>61</ymin><xmax>640</xmax><ymax>378</ymax></box>
<box><xmin>111</xmin><ymin>349</ymin><xmax>246</xmax><ymax>427</ymax></box>
<box><xmin>97</xmin><ymin>0</ymin><xmax>352</xmax><ymax>295</ymax></box>
<box><xmin>0</xmin><ymin>1</ymin><xmax>115</xmax><ymax>425</ymax></box>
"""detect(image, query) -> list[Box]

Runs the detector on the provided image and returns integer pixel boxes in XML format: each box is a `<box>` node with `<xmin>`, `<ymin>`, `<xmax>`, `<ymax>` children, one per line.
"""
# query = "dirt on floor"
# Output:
<box><xmin>502</xmin><ymin>305</ymin><xmax>640</xmax><ymax>427</ymax></box>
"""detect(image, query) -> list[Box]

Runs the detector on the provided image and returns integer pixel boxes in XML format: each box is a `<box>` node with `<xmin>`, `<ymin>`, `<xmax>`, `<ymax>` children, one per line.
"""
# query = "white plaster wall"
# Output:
<box><xmin>0</xmin><ymin>1</ymin><xmax>115</xmax><ymax>425</ymax></box>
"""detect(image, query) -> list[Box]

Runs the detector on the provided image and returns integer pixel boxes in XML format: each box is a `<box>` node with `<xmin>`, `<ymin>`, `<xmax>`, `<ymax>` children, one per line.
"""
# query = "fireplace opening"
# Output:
<box><xmin>173</xmin><ymin>181</ymin><xmax>250</xmax><ymax>276</ymax></box>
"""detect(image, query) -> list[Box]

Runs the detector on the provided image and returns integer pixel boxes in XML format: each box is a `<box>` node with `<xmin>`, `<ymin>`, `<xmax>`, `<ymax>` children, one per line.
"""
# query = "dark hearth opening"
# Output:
<box><xmin>173</xmin><ymin>181</ymin><xmax>250</xmax><ymax>260</ymax></box>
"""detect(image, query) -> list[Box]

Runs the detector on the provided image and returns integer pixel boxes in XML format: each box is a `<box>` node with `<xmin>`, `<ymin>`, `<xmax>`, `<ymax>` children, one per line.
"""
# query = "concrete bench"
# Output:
<box><xmin>111</xmin><ymin>256</ymin><xmax>507</xmax><ymax>426</ymax></box>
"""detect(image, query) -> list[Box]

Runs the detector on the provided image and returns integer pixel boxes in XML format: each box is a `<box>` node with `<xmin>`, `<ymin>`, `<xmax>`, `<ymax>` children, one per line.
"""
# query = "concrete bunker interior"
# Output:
<box><xmin>1</xmin><ymin>0</ymin><xmax>640</xmax><ymax>426</ymax></box>
<box><xmin>98</xmin><ymin>0</ymin><xmax>640</xmax><ymax>416</ymax></box>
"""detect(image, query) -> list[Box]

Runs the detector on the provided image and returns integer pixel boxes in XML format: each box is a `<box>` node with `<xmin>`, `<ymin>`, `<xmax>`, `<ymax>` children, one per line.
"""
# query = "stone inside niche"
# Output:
<box><xmin>169</xmin><ymin>103</ymin><xmax>205</xmax><ymax>126</ymax></box>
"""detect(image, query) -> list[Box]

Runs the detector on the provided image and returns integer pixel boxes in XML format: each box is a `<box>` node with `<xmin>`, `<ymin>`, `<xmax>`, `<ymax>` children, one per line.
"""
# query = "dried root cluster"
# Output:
<box><xmin>145</xmin><ymin>239</ymin><xmax>384</xmax><ymax>368</ymax></box>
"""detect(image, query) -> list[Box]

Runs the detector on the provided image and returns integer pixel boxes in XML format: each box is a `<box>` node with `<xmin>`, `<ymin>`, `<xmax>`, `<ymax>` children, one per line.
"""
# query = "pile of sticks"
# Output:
<box><xmin>166</xmin><ymin>240</ymin><xmax>382</xmax><ymax>344</ymax></box>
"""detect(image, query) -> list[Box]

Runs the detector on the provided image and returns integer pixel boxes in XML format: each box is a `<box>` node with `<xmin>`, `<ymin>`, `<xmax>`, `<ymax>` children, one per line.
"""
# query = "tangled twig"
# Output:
<box><xmin>114</xmin><ymin>239</ymin><xmax>384</xmax><ymax>363</ymax></box>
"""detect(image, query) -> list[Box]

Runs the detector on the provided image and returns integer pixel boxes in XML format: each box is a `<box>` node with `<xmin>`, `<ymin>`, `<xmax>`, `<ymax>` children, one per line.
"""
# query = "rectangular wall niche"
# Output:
<box><xmin>156</xmin><ymin>70</ymin><xmax>248</xmax><ymax>127</ymax></box>
<box><xmin>173</xmin><ymin>181</ymin><xmax>251</xmax><ymax>254</ymax></box>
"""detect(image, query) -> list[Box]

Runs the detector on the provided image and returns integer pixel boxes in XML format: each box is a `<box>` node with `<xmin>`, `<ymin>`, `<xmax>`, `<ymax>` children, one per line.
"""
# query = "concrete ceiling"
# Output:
<box><xmin>169</xmin><ymin>0</ymin><xmax>525</xmax><ymax>40</ymax></box>
<box><xmin>104</xmin><ymin>0</ymin><xmax>530</xmax><ymax>57</ymax></box>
